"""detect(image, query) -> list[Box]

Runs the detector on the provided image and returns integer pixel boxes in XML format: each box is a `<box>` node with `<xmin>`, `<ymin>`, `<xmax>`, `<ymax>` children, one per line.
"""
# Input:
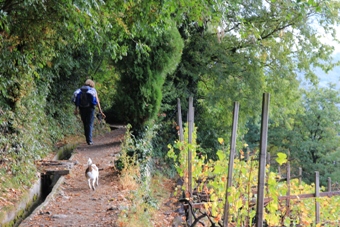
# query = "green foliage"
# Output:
<box><xmin>112</xmin><ymin>22</ymin><xmax>184</xmax><ymax>131</ymax></box>
<box><xmin>290</xmin><ymin>86</ymin><xmax>340</xmax><ymax>184</ymax></box>
<box><xmin>167</xmin><ymin>124</ymin><xmax>199</xmax><ymax>182</ymax></box>
<box><xmin>266</xmin><ymin>85</ymin><xmax>340</xmax><ymax>184</ymax></box>
<box><xmin>0</xmin><ymin>74</ymin><xmax>52</xmax><ymax>192</ymax></box>
<box><xmin>160</xmin><ymin>0</ymin><xmax>340</xmax><ymax>162</ymax></box>
<box><xmin>116</xmin><ymin>123</ymin><xmax>158</xmax><ymax>179</ymax></box>
<box><xmin>117</xmin><ymin>123</ymin><xmax>173</xmax><ymax>221</ymax></box>
<box><xmin>115</xmin><ymin>125</ymin><xmax>161</xmax><ymax>227</ymax></box>
<box><xmin>276</xmin><ymin>152</ymin><xmax>288</xmax><ymax>166</ymax></box>
<box><xmin>0</xmin><ymin>0</ymin><xmax>229</xmax><ymax>223</ymax></box>
<box><xmin>0</xmin><ymin>0</ymin><xmax>120</xmax><ymax>208</ymax></box>
<box><xmin>168</xmin><ymin>127</ymin><xmax>340</xmax><ymax>226</ymax></box>
<box><xmin>1</xmin><ymin>0</ymin><xmax>340</xmax><ymax>225</ymax></box>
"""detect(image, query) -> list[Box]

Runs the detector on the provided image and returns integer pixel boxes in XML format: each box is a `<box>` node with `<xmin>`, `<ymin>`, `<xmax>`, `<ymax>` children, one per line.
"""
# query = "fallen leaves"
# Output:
<box><xmin>0</xmin><ymin>196</ymin><xmax>14</xmax><ymax>206</ymax></box>
<box><xmin>0</xmin><ymin>187</ymin><xmax>23</xmax><ymax>208</ymax></box>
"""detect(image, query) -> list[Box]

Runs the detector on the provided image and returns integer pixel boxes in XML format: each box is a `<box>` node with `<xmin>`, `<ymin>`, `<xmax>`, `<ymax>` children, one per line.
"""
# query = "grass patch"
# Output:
<box><xmin>116</xmin><ymin>166</ymin><xmax>174</xmax><ymax>227</ymax></box>
<box><xmin>114</xmin><ymin>124</ymin><xmax>178</xmax><ymax>227</ymax></box>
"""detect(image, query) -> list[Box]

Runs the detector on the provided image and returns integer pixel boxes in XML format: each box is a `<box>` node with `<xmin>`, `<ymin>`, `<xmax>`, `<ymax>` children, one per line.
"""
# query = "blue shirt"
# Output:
<box><xmin>75</xmin><ymin>86</ymin><xmax>98</xmax><ymax>107</ymax></box>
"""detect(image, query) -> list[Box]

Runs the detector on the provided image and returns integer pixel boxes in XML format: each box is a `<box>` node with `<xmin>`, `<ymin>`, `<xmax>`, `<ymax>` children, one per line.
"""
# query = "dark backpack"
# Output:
<box><xmin>79</xmin><ymin>88</ymin><xmax>93</xmax><ymax>108</ymax></box>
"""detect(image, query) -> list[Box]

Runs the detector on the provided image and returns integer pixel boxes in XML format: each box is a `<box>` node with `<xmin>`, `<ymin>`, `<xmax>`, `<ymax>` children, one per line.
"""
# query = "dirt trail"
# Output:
<box><xmin>19</xmin><ymin>128</ymin><xmax>181</xmax><ymax>227</ymax></box>
<box><xmin>20</xmin><ymin>128</ymin><xmax>126</xmax><ymax>227</ymax></box>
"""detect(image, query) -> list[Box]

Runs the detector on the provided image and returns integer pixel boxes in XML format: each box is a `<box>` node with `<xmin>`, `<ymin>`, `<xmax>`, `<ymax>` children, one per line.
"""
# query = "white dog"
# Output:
<box><xmin>85</xmin><ymin>158</ymin><xmax>99</xmax><ymax>190</ymax></box>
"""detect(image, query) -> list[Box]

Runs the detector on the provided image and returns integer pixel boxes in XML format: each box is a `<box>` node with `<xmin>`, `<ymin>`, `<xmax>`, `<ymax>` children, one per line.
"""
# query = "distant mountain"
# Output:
<box><xmin>317</xmin><ymin>52</ymin><xmax>340</xmax><ymax>88</ymax></box>
<box><xmin>299</xmin><ymin>52</ymin><xmax>340</xmax><ymax>89</ymax></box>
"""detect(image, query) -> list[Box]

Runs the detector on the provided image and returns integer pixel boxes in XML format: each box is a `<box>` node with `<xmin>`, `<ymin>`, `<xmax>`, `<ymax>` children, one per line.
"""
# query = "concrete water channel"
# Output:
<box><xmin>0</xmin><ymin>144</ymin><xmax>76</xmax><ymax>227</ymax></box>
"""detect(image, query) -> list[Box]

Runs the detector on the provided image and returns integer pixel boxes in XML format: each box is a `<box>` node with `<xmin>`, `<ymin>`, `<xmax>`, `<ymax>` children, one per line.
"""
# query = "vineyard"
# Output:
<box><xmin>167</xmin><ymin>95</ymin><xmax>340</xmax><ymax>227</ymax></box>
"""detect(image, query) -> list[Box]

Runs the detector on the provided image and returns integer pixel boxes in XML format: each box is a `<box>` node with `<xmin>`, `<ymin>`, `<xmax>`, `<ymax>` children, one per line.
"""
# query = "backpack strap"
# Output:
<box><xmin>75</xmin><ymin>86</ymin><xmax>97</xmax><ymax>108</ymax></box>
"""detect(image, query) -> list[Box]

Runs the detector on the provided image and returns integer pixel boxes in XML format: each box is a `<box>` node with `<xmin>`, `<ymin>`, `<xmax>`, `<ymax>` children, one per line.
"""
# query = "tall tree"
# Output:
<box><xmin>171</xmin><ymin>0</ymin><xmax>340</xmax><ymax>156</ymax></box>
<box><xmin>289</xmin><ymin>86</ymin><xmax>340</xmax><ymax>184</ymax></box>
<box><xmin>262</xmin><ymin>85</ymin><xmax>340</xmax><ymax>184</ymax></box>
<box><xmin>112</xmin><ymin>23</ymin><xmax>184</xmax><ymax>132</ymax></box>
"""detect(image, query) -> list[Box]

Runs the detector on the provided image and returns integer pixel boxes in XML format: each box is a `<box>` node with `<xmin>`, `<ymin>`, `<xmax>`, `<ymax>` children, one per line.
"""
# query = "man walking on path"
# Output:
<box><xmin>74</xmin><ymin>79</ymin><xmax>105</xmax><ymax>145</ymax></box>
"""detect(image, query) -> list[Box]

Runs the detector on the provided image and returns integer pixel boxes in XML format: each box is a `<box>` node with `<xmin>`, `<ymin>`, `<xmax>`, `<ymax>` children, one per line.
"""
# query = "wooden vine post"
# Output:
<box><xmin>299</xmin><ymin>167</ymin><xmax>302</xmax><ymax>185</ymax></box>
<box><xmin>256</xmin><ymin>93</ymin><xmax>270</xmax><ymax>227</ymax></box>
<box><xmin>187</xmin><ymin>97</ymin><xmax>194</xmax><ymax>225</ymax></box>
<box><xmin>286</xmin><ymin>161</ymin><xmax>291</xmax><ymax>220</ymax></box>
<box><xmin>177</xmin><ymin>98</ymin><xmax>184</xmax><ymax>142</ymax></box>
<box><xmin>315</xmin><ymin>171</ymin><xmax>320</xmax><ymax>224</ymax></box>
<box><xmin>223</xmin><ymin>102</ymin><xmax>239</xmax><ymax>226</ymax></box>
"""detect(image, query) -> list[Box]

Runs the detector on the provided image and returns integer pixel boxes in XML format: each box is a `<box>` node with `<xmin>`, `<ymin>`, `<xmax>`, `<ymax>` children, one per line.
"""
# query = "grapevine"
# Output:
<box><xmin>167</xmin><ymin>125</ymin><xmax>340</xmax><ymax>226</ymax></box>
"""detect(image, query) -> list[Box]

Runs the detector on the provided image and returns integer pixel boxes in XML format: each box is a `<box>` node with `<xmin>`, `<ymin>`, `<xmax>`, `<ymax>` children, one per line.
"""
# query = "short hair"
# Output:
<box><xmin>85</xmin><ymin>79</ymin><xmax>95</xmax><ymax>87</ymax></box>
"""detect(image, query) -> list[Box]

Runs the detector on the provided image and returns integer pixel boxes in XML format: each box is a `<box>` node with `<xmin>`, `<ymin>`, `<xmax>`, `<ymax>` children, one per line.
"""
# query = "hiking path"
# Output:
<box><xmin>19</xmin><ymin>128</ymin><xmax>179</xmax><ymax>227</ymax></box>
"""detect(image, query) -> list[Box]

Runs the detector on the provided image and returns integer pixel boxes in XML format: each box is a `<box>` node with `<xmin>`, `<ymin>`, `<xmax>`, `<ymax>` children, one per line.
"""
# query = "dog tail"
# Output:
<box><xmin>87</xmin><ymin>158</ymin><xmax>93</xmax><ymax>166</ymax></box>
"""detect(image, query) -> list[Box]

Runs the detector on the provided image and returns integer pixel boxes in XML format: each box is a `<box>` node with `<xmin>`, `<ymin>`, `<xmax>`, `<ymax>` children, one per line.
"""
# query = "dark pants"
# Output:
<box><xmin>79</xmin><ymin>107</ymin><xmax>95</xmax><ymax>144</ymax></box>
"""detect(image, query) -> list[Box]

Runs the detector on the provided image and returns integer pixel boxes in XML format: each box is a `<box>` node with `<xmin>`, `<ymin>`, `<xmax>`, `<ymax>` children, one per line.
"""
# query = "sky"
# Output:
<box><xmin>298</xmin><ymin>53</ymin><xmax>340</xmax><ymax>90</ymax></box>
<box><xmin>317</xmin><ymin>53</ymin><xmax>340</xmax><ymax>88</ymax></box>
<box><xmin>301</xmin><ymin>23</ymin><xmax>340</xmax><ymax>89</ymax></box>
<box><xmin>319</xmin><ymin>27</ymin><xmax>340</xmax><ymax>88</ymax></box>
